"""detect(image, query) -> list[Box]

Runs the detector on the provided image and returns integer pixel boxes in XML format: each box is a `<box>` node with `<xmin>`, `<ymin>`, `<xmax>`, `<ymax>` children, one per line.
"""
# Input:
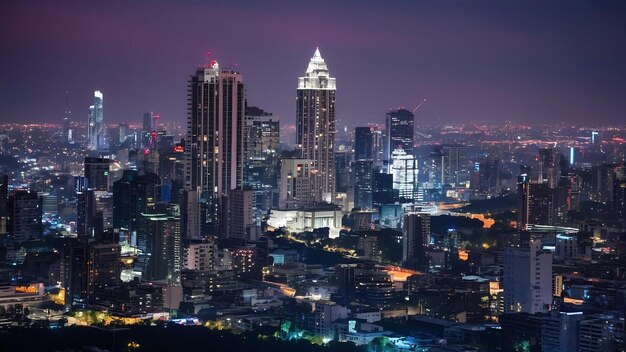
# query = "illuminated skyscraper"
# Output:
<box><xmin>87</xmin><ymin>90</ymin><xmax>106</xmax><ymax>150</ymax></box>
<box><xmin>296</xmin><ymin>48</ymin><xmax>336</xmax><ymax>203</ymax></box>
<box><xmin>391</xmin><ymin>148</ymin><xmax>417</xmax><ymax>201</ymax></box>
<box><xmin>185</xmin><ymin>61</ymin><xmax>244</xmax><ymax>237</ymax></box>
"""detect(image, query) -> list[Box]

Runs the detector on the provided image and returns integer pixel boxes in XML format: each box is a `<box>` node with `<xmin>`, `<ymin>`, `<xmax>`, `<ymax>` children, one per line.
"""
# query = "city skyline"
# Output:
<box><xmin>2</xmin><ymin>2</ymin><xmax>626</xmax><ymax>351</ymax></box>
<box><xmin>2</xmin><ymin>1</ymin><xmax>626</xmax><ymax>126</ymax></box>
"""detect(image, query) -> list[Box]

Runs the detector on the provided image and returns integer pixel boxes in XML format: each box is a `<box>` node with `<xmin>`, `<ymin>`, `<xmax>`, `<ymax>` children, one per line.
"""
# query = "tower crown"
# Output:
<box><xmin>298</xmin><ymin>47</ymin><xmax>336</xmax><ymax>90</ymax></box>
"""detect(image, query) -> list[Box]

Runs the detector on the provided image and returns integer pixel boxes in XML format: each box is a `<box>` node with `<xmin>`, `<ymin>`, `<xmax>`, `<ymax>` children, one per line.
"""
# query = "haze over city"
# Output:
<box><xmin>2</xmin><ymin>1</ymin><xmax>626</xmax><ymax>352</ymax></box>
<box><xmin>2</xmin><ymin>0</ymin><xmax>626</xmax><ymax>126</ymax></box>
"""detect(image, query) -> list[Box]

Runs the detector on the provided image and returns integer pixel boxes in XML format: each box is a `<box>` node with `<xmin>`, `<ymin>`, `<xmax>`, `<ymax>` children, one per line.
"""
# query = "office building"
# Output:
<box><xmin>296</xmin><ymin>48</ymin><xmax>336</xmax><ymax>204</ymax></box>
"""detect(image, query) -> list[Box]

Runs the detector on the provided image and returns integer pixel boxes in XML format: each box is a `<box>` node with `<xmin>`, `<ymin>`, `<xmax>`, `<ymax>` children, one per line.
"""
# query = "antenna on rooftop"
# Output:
<box><xmin>412</xmin><ymin>98</ymin><xmax>427</xmax><ymax>113</ymax></box>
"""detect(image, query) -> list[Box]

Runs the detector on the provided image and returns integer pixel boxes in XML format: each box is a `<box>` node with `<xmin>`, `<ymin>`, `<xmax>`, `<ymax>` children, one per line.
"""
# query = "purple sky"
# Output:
<box><xmin>2</xmin><ymin>1</ymin><xmax>626</xmax><ymax>127</ymax></box>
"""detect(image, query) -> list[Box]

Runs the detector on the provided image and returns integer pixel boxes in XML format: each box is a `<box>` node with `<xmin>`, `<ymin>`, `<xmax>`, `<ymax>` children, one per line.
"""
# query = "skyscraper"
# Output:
<box><xmin>8</xmin><ymin>190</ymin><xmax>41</xmax><ymax>243</ymax></box>
<box><xmin>384</xmin><ymin>109</ymin><xmax>414</xmax><ymax>163</ymax></box>
<box><xmin>137</xmin><ymin>212</ymin><xmax>181</xmax><ymax>282</ymax></box>
<box><xmin>391</xmin><ymin>148</ymin><xmax>417</xmax><ymax>201</ymax></box>
<box><xmin>402</xmin><ymin>212</ymin><xmax>430</xmax><ymax>268</ymax></box>
<box><xmin>517</xmin><ymin>174</ymin><xmax>554</xmax><ymax>230</ymax></box>
<box><xmin>354</xmin><ymin>127</ymin><xmax>373</xmax><ymax>161</ymax></box>
<box><xmin>243</xmin><ymin>106</ymin><xmax>280</xmax><ymax>188</ymax></box>
<box><xmin>185</xmin><ymin>60</ymin><xmax>245</xmax><ymax>237</ymax></box>
<box><xmin>62</xmin><ymin>91</ymin><xmax>72</xmax><ymax>144</ymax></box>
<box><xmin>353</xmin><ymin>159</ymin><xmax>373</xmax><ymax>209</ymax></box>
<box><xmin>87</xmin><ymin>90</ymin><xmax>105</xmax><ymax>151</ymax></box>
<box><xmin>296</xmin><ymin>48</ymin><xmax>336</xmax><ymax>204</ymax></box>
<box><xmin>84</xmin><ymin>157</ymin><xmax>110</xmax><ymax>192</ymax></box>
<box><xmin>442</xmin><ymin>145</ymin><xmax>470</xmax><ymax>186</ymax></box>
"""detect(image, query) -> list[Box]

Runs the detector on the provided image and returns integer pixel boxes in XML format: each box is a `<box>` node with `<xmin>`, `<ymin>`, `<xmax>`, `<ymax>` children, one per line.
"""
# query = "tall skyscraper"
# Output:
<box><xmin>384</xmin><ymin>109</ymin><xmax>414</xmax><ymax>163</ymax></box>
<box><xmin>62</xmin><ymin>91</ymin><xmax>72</xmax><ymax>144</ymax></box>
<box><xmin>391</xmin><ymin>148</ymin><xmax>417</xmax><ymax>201</ymax></box>
<box><xmin>353</xmin><ymin>159</ymin><xmax>373</xmax><ymax>209</ymax></box>
<box><xmin>87</xmin><ymin>90</ymin><xmax>105</xmax><ymax>151</ymax></box>
<box><xmin>296</xmin><ymin>48</ymin><xmax>336</xmax><ymax>204</ymax></box>
<box><xmin>354</xmin><ymin>127</ymin><xmax>373</xmax><ymax>161</ymax></box>
<box><xmin>185</xmin><ymin>60</ymin><xmax>245</xmax><ymax>237</ymax></box>
<box><xmin>504</xmin><ymin>239</ymin><xmax>552</xmax><ymax>314</ymax></box>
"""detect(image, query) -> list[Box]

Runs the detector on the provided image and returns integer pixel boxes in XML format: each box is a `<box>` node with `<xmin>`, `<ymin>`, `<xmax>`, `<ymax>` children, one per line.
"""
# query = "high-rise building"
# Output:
<box><xmin>372</xmin><ymin>172</ymin><xmax>398</xmax><ymax>206</ymax></box>
<box><xmin>8</xmin><ymin>190</ymin><xmax>41</xmax><ymax>243</ymax></box>
<box><xmin>518</xmin><ymin>174</ymin><xmax>554</xmax><ymax>230</ymax></box>
<box><xmin>142</xmin><ymin>112</ymin><xmax>154</xmax><ymax>149</ymax></box>
<box><xmin>402</xmin><ymin>212</ymin><xmax>430</xmax><ymax>268</ymax></box>
<box><xmin>183</xmin><ymin>238</ymin><xmax>216</xmax><ymax>271</ymax></box>
<box><xmin>503</xmin><ymin>239</ymin><xmax>552</xmax><ymax>314</ymax></box>
<box><xmin>541</xmin><ymin>312</ymin><xmax>584</xmax><ymax>352</ymax></box>
<box><xmin>354</xmin><ymin>160</ymin><xmax>373</xmax><ymax>209</ymax></box>
<box><xmin>296</xmin><ymin>48</ymin><xmax>336</xmax><ymax>204</ymax></box>
<box><xmin>442</xmin><ymin>145</ymin><xmax>469</xmax><ymax>186</ymax></box>
<box><xmin>578</xmin><ymin>314</ymin><xmax>625</xmax><ymax>352</ymax></box>
<box><xmin>76</xmin><ymin>188</ymin><xmax>97</xmax><ymax>238</ymax></box>
<box><xmin>279</xmin><ymin>158</ymin><xmax>315</xmax><ymax>209</ymax></box>
<box><xmin>138</xmin><ymin>212</ymin><xmax>181</xmax><ymax>282</ymax></box>
<box><xmin>384</xmin><ymin>109</ymin><xmax>414</xmax><ymax>162</ymax></box>
<box><xmin>391</xmin><ymin>148</ymin><xmax>417</xmax><ymax>201</ymax></box>
<box><xmin>0</xmin><ymin>175</ymin><xmax>8</xmax><ymax>236</ymax></box>
<box><xmin>87</xmin><ymin>90</ymin><xmax>106</xmax><ymax>151</ymax></box>
<box><xmin>354</xmin><ymin>127</ymin><xmax>373</xmax><ymax>161</ymax></box>
<box><xmin>479</xmin><ymin>152</ymin><xmax>501</xmax><ymax>195</ymax></box>
<box><xmin>221</xmin><ymin>188</ymin><xmax>255</xmax><ymax>240</ymax></box>
<box><xmin>112</xmin><ymin>171</ymin><xmax>160</xmax><ymax>235</ymax></box>
<box><xmin>62</xmin><ymin>91</ymin><xmax>72</xmax><ymax>144</ymax></box>
<box><xmin>244</xmin><ymin>107</ymin><xmax>279</xmax><ymax>169</ymax></box>
<box><xmin>84</xmin><ymin>157</ymin><xmax>110</xmax><ymax>192</ymax></box>
<box><xmin>62</xmin><ymin>239</ymin><xmax>120</xmax><ymax>312</ymax></box>
<box><xmin>185</xmin><ymin>60</ymin><xmax>244</xmax><ymax>237</ymax></box>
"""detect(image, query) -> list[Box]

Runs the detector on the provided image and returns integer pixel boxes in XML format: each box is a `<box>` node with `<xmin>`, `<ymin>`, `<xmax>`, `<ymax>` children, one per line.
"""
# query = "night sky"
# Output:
<box><xmin>2</xmin><ymin>0</ymin><xmax>626</xmax><ymax>127</ymax></box>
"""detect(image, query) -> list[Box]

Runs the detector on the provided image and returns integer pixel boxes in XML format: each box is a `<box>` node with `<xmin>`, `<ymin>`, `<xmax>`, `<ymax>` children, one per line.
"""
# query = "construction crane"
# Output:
<box><xmin>412</xmin><ymin>98</ymin><xmax>427</xmax><ymax>113</ymax></box>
